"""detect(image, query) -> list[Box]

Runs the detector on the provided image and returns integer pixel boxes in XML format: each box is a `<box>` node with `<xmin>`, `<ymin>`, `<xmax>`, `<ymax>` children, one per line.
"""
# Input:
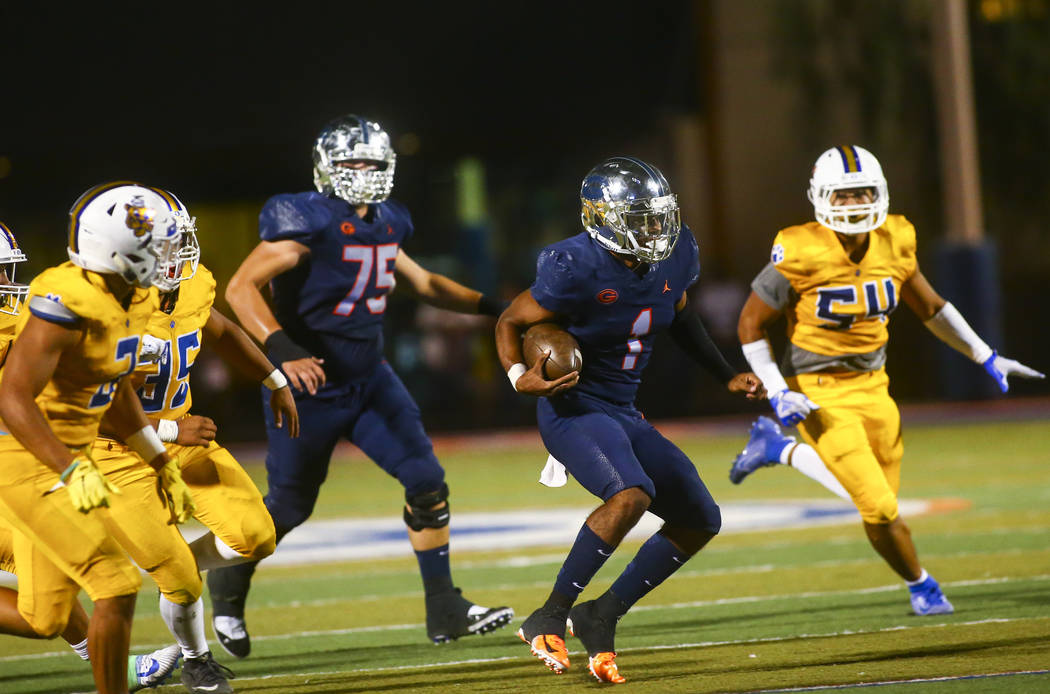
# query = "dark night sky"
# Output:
<box><xmin>1</xmin><ymin>3</ymin><xmax>698</xmax><ymax>222</ymax></box>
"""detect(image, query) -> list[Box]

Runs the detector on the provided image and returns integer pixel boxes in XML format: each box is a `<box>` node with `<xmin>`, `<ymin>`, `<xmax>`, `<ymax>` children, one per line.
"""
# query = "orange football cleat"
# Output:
<box><xmin>518</xmin><ymin>629</ymin><xmax>570</xmax><ymax>674</ymax></box>
<box><xmin>588</xmin><ymin>651</ymin><xmax>626</xmax><ymax>684</ymax></box>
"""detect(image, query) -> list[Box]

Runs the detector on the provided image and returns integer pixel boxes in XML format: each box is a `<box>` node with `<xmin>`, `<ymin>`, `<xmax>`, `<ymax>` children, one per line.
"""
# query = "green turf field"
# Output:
<box><xmin>2</xmin><ymin>417</ymin><xmax>1048</xmax><ymax>693</ymax></box>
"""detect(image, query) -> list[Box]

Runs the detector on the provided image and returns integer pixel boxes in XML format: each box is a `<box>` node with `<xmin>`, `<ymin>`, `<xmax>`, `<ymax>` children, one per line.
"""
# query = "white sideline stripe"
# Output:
<box><xmin>748</xmin><ymin>669</ymin><xmax>1050</xmax><ymax>692</ymax></box>
<box><xmin>4</xmin><ymin>574</ymin><xmax>1047</xmax><ymax>664</ymax></box>
<box><xmin>123</xmin><ymin>617</ymin><xmax>1050</xmax><ymax>688</ymax></box>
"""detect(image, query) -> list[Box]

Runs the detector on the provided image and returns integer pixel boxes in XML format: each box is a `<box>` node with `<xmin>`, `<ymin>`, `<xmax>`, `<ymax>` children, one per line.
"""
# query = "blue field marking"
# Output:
<box><xmin>167</xmin><ymin>499</ymin><xmax>936</xmax><ymax>567</ymax></box>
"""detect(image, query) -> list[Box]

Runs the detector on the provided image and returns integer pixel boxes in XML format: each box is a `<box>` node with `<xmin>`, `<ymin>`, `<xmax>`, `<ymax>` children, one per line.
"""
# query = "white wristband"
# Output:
<box><xmin>923</xmin><ymin>302</ymin><xmax>994</xmax><ymax>364</ymax></box>
<box><xmin>126</xmin><ymin>425</ymin><xmax>166</xmax><ymax>460</ymax></box>
<box><xmin>156</xmin><ymin>419</ymin><xmax>179</xmax><ymax>443</ymax></box>
<box><xmin>741</xmin><ymin>339</ymin><xmax>790</xmax><ymax>395</ymax></box>
<box><xmin>263</xmin><ymin>368</ymin><xmax>289</xmax><ymax>390</ymax></box>
<box><xmin>507</xmin><ymin>363</ymin><xmax>527</xmax><ymax>391</ymax></box>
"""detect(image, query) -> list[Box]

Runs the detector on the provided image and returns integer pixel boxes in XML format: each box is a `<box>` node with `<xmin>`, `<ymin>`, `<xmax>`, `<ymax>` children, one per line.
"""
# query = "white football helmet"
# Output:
<box><xmin>0</xmin><ymin>222</ymin><xmax>29</xmax><ymax>316</ymax></box>
<box><xmin>581</xmin><ymin>156</ymin><xmax>681</xmax><ymax>262</ymax></box>
<box><xmin>807</xmin><ymin>145</ymin><xmax>889</xmax><ymax>234</ymax></box>
<box><xmin>312</xmin><ymin>114</ymin><xmax>396</xmax><ymax>204</ymax></box>
<box><xmin>67</xmin><ymin>182</ymin><xmax>182</xmax><ymax>289</ymax></box>
<box><xmin>148</xmin><ymin>187</ymin><xmax>200</xmax><ymax>291</ymax></box>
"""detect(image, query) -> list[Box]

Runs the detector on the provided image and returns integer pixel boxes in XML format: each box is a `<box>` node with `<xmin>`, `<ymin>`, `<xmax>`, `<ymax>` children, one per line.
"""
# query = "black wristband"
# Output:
<box><xmin>668</xmin><ymin>310</ymin><xmax>738</xmax><ymax>384</ymax></box>
<box><xmin>263</xmin><ymin>330</ymin><xmax>313</xmax><ymax>364</ymax></box>
<box><xmin>477</xmin><ymin>294</ymin><xmax>509</xmax><ymax>317</ymax></box>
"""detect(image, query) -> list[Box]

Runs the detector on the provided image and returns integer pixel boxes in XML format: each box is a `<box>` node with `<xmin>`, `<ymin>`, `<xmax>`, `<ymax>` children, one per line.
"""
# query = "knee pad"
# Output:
<box><xmin>403</xmin><ymin>483</ymin><xmax>450</xmax><ymax>531</ymax></box>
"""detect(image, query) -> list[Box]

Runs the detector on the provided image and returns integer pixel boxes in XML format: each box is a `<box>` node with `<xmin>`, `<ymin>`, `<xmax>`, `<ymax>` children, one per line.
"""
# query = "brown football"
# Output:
<box><xmin>522</xmin><ymin>323</ymin><xmax>583</xmax><ymax>380</ymax></box>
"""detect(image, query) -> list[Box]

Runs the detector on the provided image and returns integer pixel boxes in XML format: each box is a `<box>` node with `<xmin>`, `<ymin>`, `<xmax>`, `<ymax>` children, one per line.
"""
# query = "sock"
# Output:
<box><xmin>70</xmin><ymin>638</ymin><xmax>90</xmax><ymax>661</ymax></box>
<box><xmin>609</xmin><ymin>532</ymin><xmax>688</xmax><ymax>609</ymax></box>
<box><xmin>785</xmin><ymin>443</ymin><xmax>851</xmax><ymax>501</ymax></box>
<box><xmin>158</xmin><ymin>595</ymin><xmax>209</xmax><ymax>659</ymax></box>
<box><xmin>906</xmin><ymin>568</ymin><xmax>930</xmax><ymax>588</ymax></box>
<box><xmin>189</xmin><ymin>532</ymin><xmax>249</xmax><ymax>571</ymax></box>
<box><xmin>552</xmin><ymin>524</ymin><xmax>615</xmax><ymax>604</ymax></box>
<box><xmin>415</xmin><ymin>544</ymin><xmax>455</xmax><ymax>596</ymax></box>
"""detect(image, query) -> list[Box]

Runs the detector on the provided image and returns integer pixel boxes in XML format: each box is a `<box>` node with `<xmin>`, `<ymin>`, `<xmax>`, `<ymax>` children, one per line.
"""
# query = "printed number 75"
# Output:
<box><xmin>333</xmin><ymin>244</ymin><xmax>398</xmax><ymax>317</ymax></box>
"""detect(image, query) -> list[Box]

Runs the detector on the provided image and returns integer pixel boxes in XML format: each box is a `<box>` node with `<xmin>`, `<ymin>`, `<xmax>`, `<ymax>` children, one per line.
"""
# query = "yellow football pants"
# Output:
<box><xmin>789</xmin><ymin>368</ymin><xmax>904</xmax><ymax>524</ymax></box>
<box><xmin>171</xmin><ymin>439</ymin><xmax>275</xmax><ymax>562</ymax></box>
<box><xmin>91</xmin><ymin>439</ymin><xmax>202</xmax><ymax>606</ymax></box>
<box><xmin>0</xmin><ymin>436</ymin><xmax>142</xmax><ymax>637</ymax></box>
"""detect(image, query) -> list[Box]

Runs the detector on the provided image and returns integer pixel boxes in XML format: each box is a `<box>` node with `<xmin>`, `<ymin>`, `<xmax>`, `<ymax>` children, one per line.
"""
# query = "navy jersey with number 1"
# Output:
<box><xmin>530</xmin><ymin>228</ymin><xmax>701</xmax><ymax>405</ymax></box>
<box><xmin>260</xmin><ymin>191</ymin><xmax>413</xmax><ymax>385</ymax></box>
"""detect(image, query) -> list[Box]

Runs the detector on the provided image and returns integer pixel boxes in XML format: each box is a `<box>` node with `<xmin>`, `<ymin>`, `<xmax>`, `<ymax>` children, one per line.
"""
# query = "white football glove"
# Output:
<box><xmin>982</xmin><ymin>351</ymin><xmax>1045</xmax><ymax>393</ymax></box>
<box><xmin>139</xmin><ymin>335</ymin><xmax>170</xmax><ymax>365</ymax></box>
<box><xmin>770</xmin><ymin>389</ymin><xmax>820</xmax><ymax>427</ymax></box>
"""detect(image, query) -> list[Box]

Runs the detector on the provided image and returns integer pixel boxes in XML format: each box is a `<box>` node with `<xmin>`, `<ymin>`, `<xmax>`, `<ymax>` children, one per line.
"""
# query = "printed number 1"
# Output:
<box><xmin>621</xmin><ymin>309</ymin><xmax>652</xmax><ymax>370</ymax></box>
<box><xmin>333</xmin><ymin>244</ymin><xmax>398</xmax><ymax>317</ymax></box>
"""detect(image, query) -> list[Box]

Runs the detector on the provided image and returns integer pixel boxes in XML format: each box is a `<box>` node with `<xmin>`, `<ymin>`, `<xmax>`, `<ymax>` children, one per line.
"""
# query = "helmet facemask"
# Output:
<box><xmin>583</xmin><ymin>194</ymin><xmax>681</xmax><ymax>262</ymax></box>
<box><xmin>312</xmin><ymin>116</ymin><xmax>396</xmax><ymax>205</ymax></box>
<box><xmin>154</xmin><ymin>210</ymin><xmax>200</xmax><ymax>292</ymax></box>
<box><xmin>0</xmin><ymin>252</ymin><xmax>28</xmax><ymax>317</ymax></box>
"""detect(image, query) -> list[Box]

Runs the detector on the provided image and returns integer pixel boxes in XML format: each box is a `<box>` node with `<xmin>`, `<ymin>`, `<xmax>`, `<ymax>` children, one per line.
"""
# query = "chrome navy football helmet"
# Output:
<box><xmin>581</xmin><ymin>157</ymin><xmax>681</xmax><ymax>262</ymax></box>
<box><xmin>312</xmin><ymin>114</ymin><xmax>396</xmax><ymax>204</ymax></box>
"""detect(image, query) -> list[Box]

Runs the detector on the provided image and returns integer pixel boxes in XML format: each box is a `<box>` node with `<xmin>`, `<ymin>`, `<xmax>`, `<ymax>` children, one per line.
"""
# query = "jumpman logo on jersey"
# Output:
<box><xmin>663</xmin><ymin>280</ymin><xmax>671</xmax><ymax>293</ymax></box>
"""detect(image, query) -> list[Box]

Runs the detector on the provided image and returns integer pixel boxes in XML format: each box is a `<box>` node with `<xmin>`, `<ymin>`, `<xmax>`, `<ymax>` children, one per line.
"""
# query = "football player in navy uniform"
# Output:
<box><xmin>206</xmin><ymin>114</ymin><xmax>513</xmax><ymax>655</ymax></box>
<box><xmin>496</xmin><ymin>157</ymin><xmax>763</xmax><ymax>683</ymax></box>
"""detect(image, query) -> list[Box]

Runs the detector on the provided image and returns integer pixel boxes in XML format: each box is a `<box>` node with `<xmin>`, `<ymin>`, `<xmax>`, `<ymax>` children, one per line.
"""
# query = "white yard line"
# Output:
<box><xmin>5</xmin><ymin>574</ymin><xmax>1048</xmax><ymax>664</ymax></box>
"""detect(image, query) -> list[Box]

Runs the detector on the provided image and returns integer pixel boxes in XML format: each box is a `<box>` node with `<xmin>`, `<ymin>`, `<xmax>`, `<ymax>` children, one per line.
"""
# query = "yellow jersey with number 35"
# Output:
<box><xmin>135</xmin><ymin>264</ymin><xmax>215</xmax><ymax>421</ymax></box>
<box><xmin>771</xmin><ymin>215</ymin><xmax>917</xmax><ymax>357</ymax></box>
<box><xmin>18</xmin><ymin>263</ymin><xmax>158</xmax><ymax>446</ymax></box>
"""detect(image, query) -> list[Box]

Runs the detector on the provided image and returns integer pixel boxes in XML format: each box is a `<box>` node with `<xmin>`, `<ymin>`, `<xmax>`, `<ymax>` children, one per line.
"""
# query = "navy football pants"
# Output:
<box><xmin>260</xmin><ymin>361</ymin><xmax>444</xmax><ymax>533</ymax></box>
<box><xmin>537</xmin><ymin>391</ymin><xmax>721</xmax><ymax>534</ymax></box>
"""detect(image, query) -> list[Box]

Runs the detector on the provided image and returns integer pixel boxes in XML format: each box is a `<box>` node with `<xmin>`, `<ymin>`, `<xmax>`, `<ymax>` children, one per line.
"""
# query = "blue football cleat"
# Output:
<box><xmin>909</xmin><ymin>574</ymin><xmax>954</xmax><ymax>616</ymax></box>
<box><xmin>729</xmin><ymin>416</ymin><xmax>795</xmax><ymax>484</ymax></box>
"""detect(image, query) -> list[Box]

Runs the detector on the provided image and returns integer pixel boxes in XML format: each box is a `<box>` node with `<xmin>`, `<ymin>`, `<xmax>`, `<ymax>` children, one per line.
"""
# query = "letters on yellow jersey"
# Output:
<box><xmin>135</xmin><ymin>265</ymin><xmax>216</xmax><ymax>420</ymax></box>
<box><xmin>21</xmin><ymin>263</ymin><xmax>158</xmax><ymax>446</ymax></box>
<box><xmin>771</xmin><ymin>215</ymin><xmax>917</xmax><ymax>356</ymax></box>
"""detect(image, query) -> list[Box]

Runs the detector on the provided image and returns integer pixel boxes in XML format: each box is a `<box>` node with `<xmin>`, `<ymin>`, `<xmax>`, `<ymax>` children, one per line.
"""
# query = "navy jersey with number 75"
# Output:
<box><xmin>529</xmin><ymin>228</ymin><xmax>700</xmax><ymax>405</ymax></box>
<box><xmin>259</xmin><ymin>191</ymin><xmax>413</xmax><ymax>383</ymax></box>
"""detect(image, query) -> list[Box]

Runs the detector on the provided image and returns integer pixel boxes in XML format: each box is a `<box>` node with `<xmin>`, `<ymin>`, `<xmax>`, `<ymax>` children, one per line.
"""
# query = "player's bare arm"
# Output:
<box><xmin>903</xmin><ymin>265</ymin><xmax>1044</xmax><ymax>390</ymax></box>
<box><xmin>899</xmin><ymin>268</ymin><xmax>946</xmax><ymax>321</ymax></box>
<box><xmin>494</xmin><ymin>289</ymin><xmax>579</xmax><ymax>397</ymax></box>
<box><xmin>392</xmin><ymin>249</ymin><xmax>488</xmax><ymax>314</ymax></box>
<box><xmin>226</xmin><ymin>239</ymin><xmax>326</xmax><ymax>395</ymax></box>
<box><xmin>738</xmin><ymin>290</ymin><xmax>820</xmax><ymax>424</ymax></box>
<box><xmin>204</xmin><ymin>307</ymin><xmax>300</xmax><ymax>438</ymax></box>
<box><xmin>671</xmin><ymin>291</ymin><xmax>764</xmax><ymax>400</ymax></box>
<box><xmin>0</xmin><ymin>315</ymin><xmax>83</xmax><ymax>474</ymax></box>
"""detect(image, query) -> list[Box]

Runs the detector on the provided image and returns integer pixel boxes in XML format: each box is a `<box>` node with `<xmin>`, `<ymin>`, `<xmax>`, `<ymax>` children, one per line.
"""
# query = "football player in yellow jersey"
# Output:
<box><xmin>729</xmin><ymin>146</ymin><xmax>1044</xmax><ymax>616</ymax></box>
<box><xmin>89</xmin><ymin>190</ymin><xmax>297</xmax><ymax>693</ymax></box>
<box><xmin>0</xmin><ymin>220</ymin><xmax>182</xmax><ymax>691</ymax></box>
<box><xmin>0</xmin><ymin>183</ymin><xmax>196</xmax><ymax>694</ymax></box>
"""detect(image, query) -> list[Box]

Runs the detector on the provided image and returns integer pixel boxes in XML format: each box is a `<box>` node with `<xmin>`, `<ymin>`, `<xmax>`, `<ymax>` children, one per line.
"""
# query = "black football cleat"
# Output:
<box><xmin>425</xmin><ymin>587</ymin><xmax>514</xmax><ymax>644</ymax></box>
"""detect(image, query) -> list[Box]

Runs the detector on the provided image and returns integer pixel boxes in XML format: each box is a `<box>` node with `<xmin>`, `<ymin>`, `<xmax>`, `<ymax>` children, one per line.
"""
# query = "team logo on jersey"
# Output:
<box><xmin>341</xmin><ymin>221</ymin><xmax>356</xmax><ymax>235</ymax></box>
<box><xmin>387</xmin><ymin>224</ymin><xmax>394</xmax><ymax>235</ymax></box>
<box><xmin>662</xmin><ymin>280</ymin><xmax>671</xmax><ymax>293</ymax></box>
<box><xmin>771</xmin><ymin>243</ymin><xmax>785</xmax><ymax>264</ymax></box>
<box><xmin>596</xmin><ymin>288</ymin><xmax>619</xmax><ymax>304</ymax></box>
<box><xmin>124</xmin><ymin>197</ymin><xmax>156</xmax><ymax>237</ymax></box>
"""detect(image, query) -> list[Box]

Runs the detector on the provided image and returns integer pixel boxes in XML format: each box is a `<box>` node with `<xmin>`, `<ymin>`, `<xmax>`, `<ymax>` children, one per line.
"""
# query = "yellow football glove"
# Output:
<box><xmin>62</xmin><ymin>455</ymin><xmax>120</xmax><ymax>513</ymax></box>
<box><xmin>158</xmin><ymin>458</ymin><xmax>196</xmax><ymax>524</ymax></box>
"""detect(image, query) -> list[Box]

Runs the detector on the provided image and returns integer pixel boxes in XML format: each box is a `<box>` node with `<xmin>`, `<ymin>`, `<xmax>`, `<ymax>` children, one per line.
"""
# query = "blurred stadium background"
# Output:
<box><xmin>3</xmin><ymin>1</ymin><xmax>1048</xmax><ymax>440</ymax></box>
